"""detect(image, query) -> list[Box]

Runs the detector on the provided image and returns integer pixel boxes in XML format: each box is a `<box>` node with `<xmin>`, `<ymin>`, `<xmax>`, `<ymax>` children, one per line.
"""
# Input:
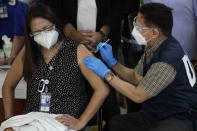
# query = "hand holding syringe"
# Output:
<box><xmin>91</xmin><ymin>39</ymin><xmax>110</xmax><ymax>53</ymax></box>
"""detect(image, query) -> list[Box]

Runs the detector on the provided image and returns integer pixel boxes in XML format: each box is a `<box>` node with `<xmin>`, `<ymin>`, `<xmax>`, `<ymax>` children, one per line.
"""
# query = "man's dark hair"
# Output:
<box><xmin>139</xmin><ymin>3</ymin><xmax>173</xmax><ymax>36</ymax></box>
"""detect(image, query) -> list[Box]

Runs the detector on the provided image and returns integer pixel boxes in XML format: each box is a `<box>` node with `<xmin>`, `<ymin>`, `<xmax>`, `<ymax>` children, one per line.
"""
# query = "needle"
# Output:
<box><xmin>91</xmin><ymin>39</ymin><xmax>110</xmax><ymax>53</ymax></box>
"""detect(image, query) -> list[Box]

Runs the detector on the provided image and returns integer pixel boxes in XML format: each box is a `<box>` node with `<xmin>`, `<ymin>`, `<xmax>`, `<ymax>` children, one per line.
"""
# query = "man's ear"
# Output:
<box><xmin>152</xmin><ymin>28</ymin><xmax>160</xmax><ymax>38</ymax></box>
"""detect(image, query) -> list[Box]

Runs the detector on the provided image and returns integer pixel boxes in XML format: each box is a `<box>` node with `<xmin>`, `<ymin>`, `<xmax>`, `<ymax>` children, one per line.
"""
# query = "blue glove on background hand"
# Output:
<box><xmin>97</xmin><ymin>43</ymin><xmax>117</xmax><ymax>67</ymax></box>
<box><xmin>83</xmin><ymin>57</ymin><xmax>111</xmax><ymax>78</ymax></box>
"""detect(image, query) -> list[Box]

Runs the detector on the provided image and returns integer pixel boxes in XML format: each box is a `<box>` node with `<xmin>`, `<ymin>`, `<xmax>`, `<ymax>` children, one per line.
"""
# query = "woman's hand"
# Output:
<box><xmin>55</xmin><ymin>114</ymin><xmax>85</xmax><ymax>130</ymax></box>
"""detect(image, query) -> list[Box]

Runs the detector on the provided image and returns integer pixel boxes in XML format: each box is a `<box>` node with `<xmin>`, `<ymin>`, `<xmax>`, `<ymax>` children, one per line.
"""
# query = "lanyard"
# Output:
<box><xmin>37</xmin><ymin>41</ymin><xmax>63</xmax><ymax>93</ymax></box>
<box><xmin>38</xmin><ymin>79</ymin><xmax>49</xmax><ymax>93</ymax></box>
<box><xmin>37</xmin><ymin>60</ymin><xmax>55</xmax><ymax>93</ymax></box>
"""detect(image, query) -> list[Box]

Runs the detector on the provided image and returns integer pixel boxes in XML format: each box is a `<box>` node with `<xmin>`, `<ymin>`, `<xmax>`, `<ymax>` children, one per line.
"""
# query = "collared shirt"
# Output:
<box><xmin>145</xmin><ymin>0</ymin><xmax>197</xmax><ymax>59</ymax></box>
<box><xmin>134</xmin><ymin>38</ymin><xmax>177</xmax><ymax>96</ymax></box>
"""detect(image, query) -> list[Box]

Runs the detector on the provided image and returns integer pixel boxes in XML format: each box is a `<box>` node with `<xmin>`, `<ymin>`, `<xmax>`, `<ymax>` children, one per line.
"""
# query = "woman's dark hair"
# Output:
<box><xmin>139</xmin><ymin>3</ymin><xmax>173</xmax><ymax>36</ymax></box>
<box><xmin>23</xmin><ymin>3</ymin><xmax>63</xmax><ymax>82</ymax></box>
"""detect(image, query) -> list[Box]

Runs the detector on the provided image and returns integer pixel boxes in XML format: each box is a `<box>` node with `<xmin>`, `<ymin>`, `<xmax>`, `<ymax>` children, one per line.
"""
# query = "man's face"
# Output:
<box><xmin>135</xmin><ymin>13</ymin><xmax>159</xmax><ymax>47</ymax></box>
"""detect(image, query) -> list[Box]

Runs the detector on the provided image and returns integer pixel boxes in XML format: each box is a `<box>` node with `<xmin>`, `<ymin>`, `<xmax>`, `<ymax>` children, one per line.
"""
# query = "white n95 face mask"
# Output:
<box><xmin>132</xmin><ymin>26</ymin><xmax>147</xmax><ymax>46</ymax></box>
<box><xmin>34</xmin><ymin>30</ymin><xmax>59</xmax><ymax>49</ymax></box>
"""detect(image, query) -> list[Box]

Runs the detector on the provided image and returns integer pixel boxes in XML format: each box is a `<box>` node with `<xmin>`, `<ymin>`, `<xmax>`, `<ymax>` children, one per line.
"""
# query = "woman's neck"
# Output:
<box><xmin>42</xmin><ymin>42</ymin><xmax>61</xmax><ymax>62</ymax></box>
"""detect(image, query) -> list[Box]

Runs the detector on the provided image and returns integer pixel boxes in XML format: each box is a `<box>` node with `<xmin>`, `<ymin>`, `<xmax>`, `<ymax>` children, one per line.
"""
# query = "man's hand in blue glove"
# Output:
<box><xmin>83</xmin><ymin>57</ymin><xmax>111</xmax><ymax>78</ymax></box>
<box><xmin>97</xmin><ymin>43</ymin><xmax>117</xmax><ymax>67</ymax></box>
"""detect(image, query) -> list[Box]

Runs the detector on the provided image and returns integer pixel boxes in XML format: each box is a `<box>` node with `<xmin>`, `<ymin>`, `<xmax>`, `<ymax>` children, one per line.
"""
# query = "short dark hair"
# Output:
<box><xmin>139</xmin><ymin>3</ymin><xmax>173</xmax><ymax>36</ymax></box>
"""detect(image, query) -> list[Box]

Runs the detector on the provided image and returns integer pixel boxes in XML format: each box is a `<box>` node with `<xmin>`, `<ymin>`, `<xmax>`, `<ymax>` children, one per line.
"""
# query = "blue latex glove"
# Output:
<box><xmin>96</xmin><ymin>43</ymin><xmax>117</xmax><ymax>67</ymax></box>
<box><xmin>83</xmin><ymin>57</ymin><xmax>111</xmax><ymax>78</ymax></box>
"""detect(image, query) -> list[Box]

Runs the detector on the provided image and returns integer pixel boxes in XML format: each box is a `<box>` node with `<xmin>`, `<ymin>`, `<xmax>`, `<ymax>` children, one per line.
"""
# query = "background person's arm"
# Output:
<box><xmin>44</xmin><ymin>0</ymin><xmax>87</xmax><ymax>44</ymax></box>
<box><xmin>9</xmin><ymin>36</ymin><xmax>25</xmax><ymax>62</ymax></box>
<box><xmin>63</xmin><ymin>23</ymin><xmax>82</xmax><ymax>43</ymax></box>
<box><xmin>63</xmin><ymin>23</ymin><xmax>95</xmax><ymax>44</ymax></box>
<box><xmin>2</xmin><ymin>46</ymin><xmax>25</xmax><ymax>119</ymax></box>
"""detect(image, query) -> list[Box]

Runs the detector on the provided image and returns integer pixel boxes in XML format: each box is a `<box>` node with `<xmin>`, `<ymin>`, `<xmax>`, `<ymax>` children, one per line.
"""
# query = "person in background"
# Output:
<box><xmin>0</xmin><ymin>0</ymin><xmax>44</xmax><ymax>65</ymax></box>
<box><xmin>0</xmin><ymin>0</ymin><xmax>24</xmax><ymax>50</ymax></box>
<box><xmin>2</xmin><ymin>3</ymin><xmax>109</xmax><ymax>131</ymax></box>
<box><xmin>84</xmin><ymin>3</ymin><xmax>197</xmax><ymax>131</ymax></box>
<box><xmin>44</xmin><ymin>0</ymin><xmax>121</xmax><ymax>58</ymax></box>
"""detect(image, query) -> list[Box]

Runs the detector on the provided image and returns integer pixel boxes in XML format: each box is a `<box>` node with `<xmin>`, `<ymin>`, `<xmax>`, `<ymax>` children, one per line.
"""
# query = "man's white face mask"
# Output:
<box><xmin>132</xmin><ymin>26</ymin><xmax>149</xmax><ymax>46</ymax></box>
<box><xmin>34</xmin><ymin>30</ymin><xmax>59</xmax><ymax>49</ymax></box>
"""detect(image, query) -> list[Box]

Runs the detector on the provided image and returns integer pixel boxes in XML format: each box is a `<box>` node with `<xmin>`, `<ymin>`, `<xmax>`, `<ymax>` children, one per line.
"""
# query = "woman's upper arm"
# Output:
<box><xmin>77</xmin><ymin>44</ymin><xmax>109</xmax><ymax>91</ymax></box>
<box><xmin>3</xmin><ymin>46</ymin><xmax>25</xmax><ymax>88</ymax></box>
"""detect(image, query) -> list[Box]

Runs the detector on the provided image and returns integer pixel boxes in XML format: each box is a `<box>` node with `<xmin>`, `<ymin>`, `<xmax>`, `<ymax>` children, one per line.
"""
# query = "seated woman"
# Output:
<box><xmin>2</xmin><ymin>3</ymin><xmax>109</xmax><ymax>131</ymax></box>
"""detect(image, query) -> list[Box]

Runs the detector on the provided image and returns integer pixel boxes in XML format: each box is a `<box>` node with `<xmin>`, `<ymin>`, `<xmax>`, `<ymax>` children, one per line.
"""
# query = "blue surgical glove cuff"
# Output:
<box><xmin>83</xmin><ymin>57</ymin><xmax>111</xmax><ymax>79</ymax></box>
<box><xmin>102</xmin><ymin>69</ymin><xmax>111</xmax><ymax>79</ymax></box>
<box><xmin>108</xmin><ymin>58</ymin><xmax>117</xmax><ymax>67</ymax></box>
<box><xmin>97</xmin><ymin>43</ymin><xmax>117</xmax><ymax>67</ymax></box>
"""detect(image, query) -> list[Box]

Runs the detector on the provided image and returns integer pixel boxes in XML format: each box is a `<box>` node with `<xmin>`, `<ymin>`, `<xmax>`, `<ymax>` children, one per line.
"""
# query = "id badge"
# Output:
<box><xmin>0</xmin><ymin>6</ymin><xmax>8</xmax><ymax>18</ymax></box>
<box><xmin>40</xmin><ymin>93</ymin><xmax>51</xmax><ymax>112</ymax></box>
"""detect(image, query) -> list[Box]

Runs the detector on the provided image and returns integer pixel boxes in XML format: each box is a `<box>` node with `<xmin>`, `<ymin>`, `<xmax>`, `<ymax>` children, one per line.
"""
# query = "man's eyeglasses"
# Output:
<box><xmin>30</xmin><ymin>24</ymin><xmax>56</xmax><ymax>37</ymax></box>
<box><xmin>128</xmin><ymin>14</ymin><xmax>153</xmax><ymax>31</ymax></box>
<box><xmin>132</xmin><ymin>17</ymin><xmax>152</xmax><ymax>30</ymax></box>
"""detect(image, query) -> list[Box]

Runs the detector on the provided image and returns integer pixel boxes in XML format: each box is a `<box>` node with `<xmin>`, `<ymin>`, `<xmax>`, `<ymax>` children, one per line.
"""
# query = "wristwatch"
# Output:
<box><xmin>104</xmin><ymin>72</ymin><xmax>114</xmax><ymax>82</ymax></box>
<box><xmin>98</xmin><ymin>30</ymin><xmax>108</xmax><ymax>42</ymax></box>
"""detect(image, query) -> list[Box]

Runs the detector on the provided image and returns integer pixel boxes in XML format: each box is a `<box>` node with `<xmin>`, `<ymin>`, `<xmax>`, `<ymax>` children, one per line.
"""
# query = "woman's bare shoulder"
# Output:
<box><xmin>77</xmin><ymin>44</ymin><xmax>94</xmax><ymax>64</ymax></box>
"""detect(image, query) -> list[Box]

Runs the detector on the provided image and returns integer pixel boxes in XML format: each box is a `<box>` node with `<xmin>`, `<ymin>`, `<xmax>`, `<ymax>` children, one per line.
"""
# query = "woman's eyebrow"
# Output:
<box><xmin>42</xmin><ymin>25</ymin><xmax>51</xmax><ymax>30</ymax></box>
<box><xmin>32</xmin><ymin>25</ymin><xmax>51</xmax><ymax>33</ymax></box>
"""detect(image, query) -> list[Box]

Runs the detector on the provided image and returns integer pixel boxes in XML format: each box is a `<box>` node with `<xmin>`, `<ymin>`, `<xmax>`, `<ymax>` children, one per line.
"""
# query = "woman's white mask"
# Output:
<box><xmin>34</xmin><ymin>30</ymin><xmax>59</xmax><ymax>49</ymax></box>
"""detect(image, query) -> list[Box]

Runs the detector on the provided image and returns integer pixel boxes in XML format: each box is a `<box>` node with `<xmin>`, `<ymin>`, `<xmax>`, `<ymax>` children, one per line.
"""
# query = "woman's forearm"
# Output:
<box><xmin>79</xmin><ymin>87</ymin><xmax>109</xmax><ymax>127</ymax></box>
<box><xmin>2</xmin><ymin>86</ymin><xmax>15</xmax><ymax>119</ymax></box>
<box><xmin>2</xmin><ymin>46</ymin><xmax>25</xmax><ymax>120</ymax></box>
